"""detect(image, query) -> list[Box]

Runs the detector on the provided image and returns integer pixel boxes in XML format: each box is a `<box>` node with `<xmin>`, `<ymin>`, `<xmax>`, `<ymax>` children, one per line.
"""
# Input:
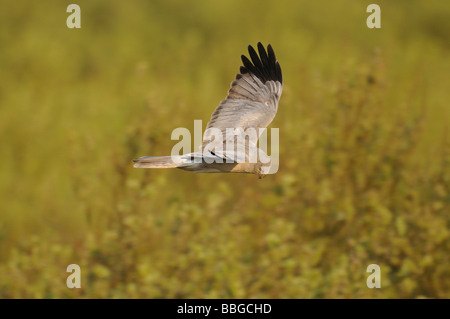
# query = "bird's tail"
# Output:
<box><xmin>133</xmin><ymin>156</ymin><xmax>184</xmax><ymax>168</ymax></box>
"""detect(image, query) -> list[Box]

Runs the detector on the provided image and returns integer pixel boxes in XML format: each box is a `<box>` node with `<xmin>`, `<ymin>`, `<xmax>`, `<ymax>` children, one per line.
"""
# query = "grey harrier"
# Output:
<box><xmin>133</xmin><ymin>42</ymin><xmax>283</xmax><ymax>178</ymax></box>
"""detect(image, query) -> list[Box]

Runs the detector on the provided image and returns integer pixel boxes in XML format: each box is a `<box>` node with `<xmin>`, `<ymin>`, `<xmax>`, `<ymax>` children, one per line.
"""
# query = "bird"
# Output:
<box><xmin>133</xmin><ymin>42</ymin><xmax>283</xmax><ymax>178</ymax></box>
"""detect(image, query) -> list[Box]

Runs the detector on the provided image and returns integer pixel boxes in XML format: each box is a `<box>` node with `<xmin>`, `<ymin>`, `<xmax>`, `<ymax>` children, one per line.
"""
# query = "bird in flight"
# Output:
<box><xmin>133</xmin><ymin>42</ymin><xmax>283</xmax><ymax>178</ymax></box>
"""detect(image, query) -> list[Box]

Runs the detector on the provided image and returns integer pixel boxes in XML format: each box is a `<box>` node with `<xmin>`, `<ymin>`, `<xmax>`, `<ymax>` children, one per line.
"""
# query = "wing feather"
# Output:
<box><xmin>203</xmin><ymin>43</ymin><xmax>283</xmax><ymax>151</ymax></box>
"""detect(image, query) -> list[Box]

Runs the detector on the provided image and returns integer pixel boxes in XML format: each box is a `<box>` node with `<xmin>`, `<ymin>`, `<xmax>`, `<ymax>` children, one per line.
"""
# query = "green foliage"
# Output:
<box><xmin>0</xmin><ymin>0</ymin><xmax>449</xmax><ymax>298</ymax></box>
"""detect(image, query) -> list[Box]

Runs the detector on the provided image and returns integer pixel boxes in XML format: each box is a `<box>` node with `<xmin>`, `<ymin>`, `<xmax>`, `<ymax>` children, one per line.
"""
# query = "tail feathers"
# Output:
<box><xmin>133</xmin><ymin>156</ymin><xmax>184</xmax><ymax>168</ymax></box>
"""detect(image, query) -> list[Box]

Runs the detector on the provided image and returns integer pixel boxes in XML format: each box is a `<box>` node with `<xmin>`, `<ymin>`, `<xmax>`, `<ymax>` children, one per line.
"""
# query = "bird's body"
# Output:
<box><xmin>134</xmin><ymin>154</ymin><xmax>262</xmax><ymax>175</ymax></box>
<box><xmin>133</xmin><ymin>43</ymin><xmax>283</xmax><ymax>178</ymax></box>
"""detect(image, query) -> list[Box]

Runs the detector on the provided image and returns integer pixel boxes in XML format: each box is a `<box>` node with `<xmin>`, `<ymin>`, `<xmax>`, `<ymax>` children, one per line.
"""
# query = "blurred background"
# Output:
<box><xmin>0</xmin><ymin>0</ymin><xmax>449</xmax><ymax>298</ymax></box>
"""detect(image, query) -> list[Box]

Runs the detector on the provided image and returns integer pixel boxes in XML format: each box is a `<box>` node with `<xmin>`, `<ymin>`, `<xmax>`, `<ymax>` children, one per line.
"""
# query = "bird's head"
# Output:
<box><xmin>256</xmin><ymin>160</ymin><xmax>271</xmax><ymax>179</ymax></box>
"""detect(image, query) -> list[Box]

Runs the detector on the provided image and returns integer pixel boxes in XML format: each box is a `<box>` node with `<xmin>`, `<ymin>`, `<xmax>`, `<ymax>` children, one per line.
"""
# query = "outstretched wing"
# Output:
<box><xmin>202</xmin><ymin>43</ymin><xmax>283</xmax><ymax>151</ymax></box>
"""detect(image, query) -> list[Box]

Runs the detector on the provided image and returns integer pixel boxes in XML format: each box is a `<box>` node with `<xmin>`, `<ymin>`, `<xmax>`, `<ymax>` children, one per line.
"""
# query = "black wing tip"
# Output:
<box><xmin>240</xmin><ymin>43</ymin><xmax>282</xmax><ymax>84</ymax></box>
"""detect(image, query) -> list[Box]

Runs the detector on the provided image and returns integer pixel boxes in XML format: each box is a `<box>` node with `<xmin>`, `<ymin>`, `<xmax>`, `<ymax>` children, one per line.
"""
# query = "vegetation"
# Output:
<box><xmin>0</xmin><ymin>0</ymin><xmax>448</xmax><ymax>298</ymax></box>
